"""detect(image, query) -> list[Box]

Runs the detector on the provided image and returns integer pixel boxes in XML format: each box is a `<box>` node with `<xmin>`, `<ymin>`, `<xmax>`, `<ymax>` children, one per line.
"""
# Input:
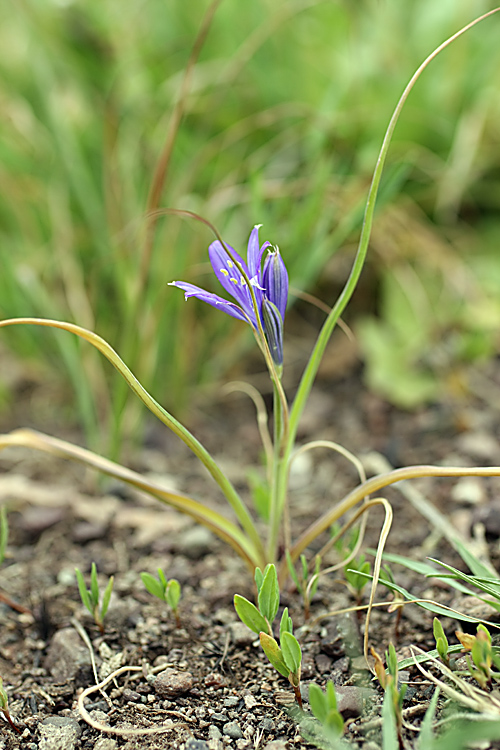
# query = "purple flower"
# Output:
<box><xmin>169</xmin><ymin>225</ymin><xmax>288</xmax><ymax>365</ymax></box>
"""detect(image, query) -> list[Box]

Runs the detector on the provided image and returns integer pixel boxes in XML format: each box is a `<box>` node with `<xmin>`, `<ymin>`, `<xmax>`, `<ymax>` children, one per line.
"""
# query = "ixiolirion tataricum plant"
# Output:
<box><xmin>1</xmin><ymin>11</ymin><xmax>500</xmax><ymax>606</ymax></box>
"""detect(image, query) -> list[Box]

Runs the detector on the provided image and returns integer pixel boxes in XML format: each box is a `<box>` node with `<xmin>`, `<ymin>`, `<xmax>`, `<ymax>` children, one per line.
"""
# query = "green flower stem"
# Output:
<box><xmin>0</xmin><ymin>317</ymin><xmax>266</xmax><ymax>567</ymax></box>
<box><xmin>281</xmin><ymin>463</ymin><xmax>500</xmax><ymax>579</ymax></box>
<box><xmin>267</xmin><ymin>380</ymin><xmax>288</xmax><ymax>561</ymax></box>
<box><xmin>285</xmin><ymin>7</ymin><xmax>500</xmax><ymax>471</ymax></box>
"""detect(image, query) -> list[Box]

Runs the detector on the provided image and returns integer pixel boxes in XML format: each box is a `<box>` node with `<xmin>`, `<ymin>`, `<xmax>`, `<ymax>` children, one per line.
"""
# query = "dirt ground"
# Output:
<box><xmin>1</xmin><ymin>327</ymin><xmax>500</xmax><ymax>750</ymax></box>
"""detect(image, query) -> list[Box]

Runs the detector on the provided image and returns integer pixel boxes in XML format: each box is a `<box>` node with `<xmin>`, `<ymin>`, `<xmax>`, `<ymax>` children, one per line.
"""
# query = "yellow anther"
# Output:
<box><xmin>220</xmin><ymin>269</ymin><xmax>229</xmax><ymax>276</ymax></box>
<box><xmin>230</xmin><ymin>277</ymin><xmax>238</xmax><ymax>285</ymax></box>
<box><xmin>227</xmin><ymin>260</ymin><xmax>234</xmax><ymax>268</ymax></box>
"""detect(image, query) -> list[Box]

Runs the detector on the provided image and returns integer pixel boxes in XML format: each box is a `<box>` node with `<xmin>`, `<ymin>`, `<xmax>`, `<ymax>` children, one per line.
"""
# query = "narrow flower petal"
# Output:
<box><xmin>247</xmin><ymin>225</ymin><xmax>271</xmax><ymax>278</ymax></box>
<box><xmin>262</xmin><ymin>248</ymin><xmax>288</xmax><ymax>323</ymax></box>
<box><xmin>261</xmin><ymin>298</ymin><xmax>284</xmax><ymax>366</ymax></box>
<box><xmin>168</xmin><ymin>281</ymin><xmax>249</xmax><ymax>322</ymax></box>
<box><xmin>208</xmin><ymin>240</ymin><xmax>257</xmax><ymax>318</ymax></box>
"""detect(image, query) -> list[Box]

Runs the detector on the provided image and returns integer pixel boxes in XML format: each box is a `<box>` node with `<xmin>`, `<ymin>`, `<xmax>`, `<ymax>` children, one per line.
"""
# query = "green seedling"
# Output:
<box><xmin>456</xmin><ymin>623</ymin><xmax>500</xmax><ymax>690</ymax></box>
<box><xmin>433</xmin><ymin>618</ymin><xmax>451</xmax><ymax>666</ymax></box>
<box><xmin>286</xmin><ymin>551</ymin><xmax>321</xmax><ymax>621</ymax></box>
<box><xmin>0</xmin><ymin>676</ymin><xmax>20</xmax><ymax>734</ymax></box>
<box><xmin>345</xmin><ymin>555</ymin><xmax>371</xmax><ymax>604</ymax></box>
<box><xmin>235</xmin><ymin>564</ymin><xmax>303</xmax><ymax>706</ymax></box>
<box><xmin>308</xmin><ymin>680</ymin><xmax>344</xmax><ymax>741</ymax></box>
<box><xmin>372</xmin><ymin>643</ymin><xmax>406</xmax><ymax>750</ymax></box>
<box><xmin>141</xmin><ymin>569</ymin><xmax>181</xmax><ymax>627</ymax></box>
<box><xmin>75</xmin><ymin>563</ymin><xmax>114</xmax><ymax>635</ymax></box>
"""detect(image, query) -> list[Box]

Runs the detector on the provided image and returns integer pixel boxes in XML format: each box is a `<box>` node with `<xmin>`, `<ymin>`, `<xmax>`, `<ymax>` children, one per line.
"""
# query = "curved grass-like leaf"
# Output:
<box><xmin>287</xmin><ymin>6</ymin><xmax>500</xmax><ymax>453</ymax></box>
<box><xmin>277</xmin><ymin>7</ymin><xmax>500</xmax><ymax>560</ymax></box>
<box><xmin>0</xmin><ymin>317</ymin><xmax>264</xmax><ymax>566</ymax></box>
<box><xmin>0</xmin><ymin>428</ymin><xmax>261</xmax><ymax>572</ymax></box>
<box><xmin>100</xmin><ymin>576</ymin><xmax>114</xmax><ymax>620</ymax></box>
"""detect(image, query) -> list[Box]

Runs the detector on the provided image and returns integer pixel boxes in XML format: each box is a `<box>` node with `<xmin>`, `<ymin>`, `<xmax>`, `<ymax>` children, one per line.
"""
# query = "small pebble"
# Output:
<box><xmin>258</xmin><ymin>717</ymin><xmax>275</xmax><ymax>732</ymax></box>
<box><xmin>223</xmin><ymin>721</ymin><xmax>243</xmax><ymax>739</ymax></box>
<box><xmin>153</xmin><ymin>668</ymin><xmax>194</xmax><ymax>697</ymax></box>
<box><xmin>122</xmin><ymin>688</ymin><xmax>141</xmax><ymax>703</ymax></box>
<box><xmin>39</xmin><ymin>717</ymin><xmax>80</xmax><ymax>750</ymax></box>
<box><xmin>223</xmin><ymin>696</ymin><xmax>239</xmax><ymax>708</ymax></box>
<box><xmin>185</xmin><ymin>740</ymin><xmax>209</xmax><ymax>750</ymax></box>
<box><xmin>229</xmin><ymin>621</ymin><xmax>255</xmax><ymax>647</ymax></box>
<box><xmin>210</xmin><ymin>712</ymin><xmax>227</xmax><ymax>722</ymax></box>
<box><xmin>204</xmin><ymin>672</ymin><xmax>227</xmax><ymax>688</ymax></box>
<box><xmin>263</xmin><ymin>741</ymin><xmax>288</xmax><ymax>750</ymax></box>
<box><xmin>208</xmin><ymin>725</ymin><xmax>222</xmax><ymax>740</ymax></box>
<box><xmin>335</xmin><ymin>686</ymin><xmax>373</xmax><ymax>718</ymax></box>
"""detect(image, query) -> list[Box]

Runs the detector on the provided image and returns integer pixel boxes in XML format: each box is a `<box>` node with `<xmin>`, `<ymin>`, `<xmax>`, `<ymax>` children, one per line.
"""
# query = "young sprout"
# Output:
<box><xmin>308</xmin><ymin>680</ymin><xmax>344</xmax><ymax>741</ymax></box>
<box><xmin>456</xmin><ymin>623</ymin><xmax>500</xmax><ymax>689</ymax></box>
<box><xmin>75</xmin><ymin>563</ymin><xmax>114</xmax><ymax>635</ymax></box>
<box><xmin>433</xmin><ymin>618</ymin><xmax>451</xmax><ymax>666</ymax></box>
<box><xmin>234</xmin><ymin>564</ymin><xmax>303</xmax><ymax>706</ymax></box>
<box><xmin>345</xmin><ymin>554</ymin><xmax>371</xmax><ymax>607</ymax></box>
<box><xmin>141</xmin><ymin>568</ymin><xmax>181</xmax><ymax>627</ymax></box>
<box><xmin>0</xmin><ymin>676</ymin><xmax>20</xmax><ymax>734</ymax></box>
<box><xmin>286</xmin><ymin>551</ymin><xmax>321</xmax><ymax>621</ymax></box>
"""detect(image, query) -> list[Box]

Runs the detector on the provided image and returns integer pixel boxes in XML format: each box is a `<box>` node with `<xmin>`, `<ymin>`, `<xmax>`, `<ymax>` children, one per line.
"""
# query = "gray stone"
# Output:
<box><xmin>229</xmin><ymin>621</ymin><xmax>255</xmax><ymax>647</ymax></box>
<box><xmin>335</xmin><ymin>686</ymin><xmax>374</xmax><ymax>718</ymax></box>
<box><xmin>39</xmin><ymin>717</ymin><xmax>80</xmax><ymax>750</ymax></box>
<box><xmin>153</xmin><ymin>668</ymin><xmax>194</xmax><ymax>697</ymax></box>
<box><xmin>185</xmin><ymin>740</ymin><xmax>209</xmax><ymax>750</ymax></box>
<box><xmin>258</xmin><ymin>717</ymin><xmax>275</xmax><ymax>732</ymax></box>
<box><xmin>223</xmin><ymin>721</ymin><xmax>243</xmax><ymax>739</ymax></box>
<box><xmin>207</xmin><ymin>725</ymin><xmax>222</xmax><ymax>740</ymax></box>
<box><xmin>44</xmin><ymin>629</ymin><xmax>92</xmax><ymax>683</ymax></box>
<box><xmin>176</xmin><ymin>526</ymin><xmax>214</xmax><ymax>559</ymax></box>
<box><xmin>223</xmin><ymin>696</ymin><xmax>239</xmax><ymax>708</ymax></box>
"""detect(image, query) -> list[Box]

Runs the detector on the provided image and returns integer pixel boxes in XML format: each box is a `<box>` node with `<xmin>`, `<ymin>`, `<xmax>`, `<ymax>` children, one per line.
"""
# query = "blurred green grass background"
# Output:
<box><xmin>1</xmin><ymin>0</ymin><xmax>499</xmax><ymax>452</ymax></box>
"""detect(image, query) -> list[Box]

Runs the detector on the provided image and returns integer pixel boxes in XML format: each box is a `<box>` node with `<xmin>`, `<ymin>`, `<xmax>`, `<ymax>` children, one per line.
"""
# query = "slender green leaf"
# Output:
<box><xmin>308</xmin><ymin>683</ymin><xmax>327</xmax><ymax>724</ymax></box>
<box><xmin>281</xmin><ymin>631</ymin><xmax>302</xmax><ymax>675</ymax></box>
<box><xmin>310</xmin><ymin>556</ymin><xmax>321</xmax><ymax>599</ymax></box>
<box><xmin>254</xmin><ymin>566</ymin><xmax>264</xmax><ymax>594</ymax></box>
<box><xmin>100</xmin><ymin>576</ymin><xmax>114</xmax><ymax>620</ymax></box>
<box><xmin>158</xmin><ymin>568</ymin><xmax>167</xmax><ymax>589</ymax></box>
<box><xmin>356</xmin><ymin>570</ymin><xmax>485</xmax><ymax>622</ymax></box>
<box><xmin>166</xmin><ymin>579</ymin><xmax>181</xmax><ymax>611</ymax></box>
<box><xmin>75</xmin><ymin>568</ymin><xmax>92</xmax><ymax>613</ymax></box>
<box><xmin>141</xmin><ymin>572</ymin><xmax>166</xmax><ymax>600</ymax></box>
<box><xmin>279</xmin><ymin>607</ymin><xmax>293</xmax><ymax>641</ymax></box>
<box><xmin>259</xmin><ymin>632</ymin><xmax>289</xmax><ymax>678</ymax></box>
<box><xmin>449</xmin><ymin>536</ymin><xmax>497</xmax><ymax>579</ymax></box>
<box><xmin>382</xmin><ymin>688</ymin><xmax>398</xmax><ymax>750</ymax></box>
<box><xmin>258</xmin><ymin>564</ymin><xmax>280</xmax><ymax>625</ymax></box>
<box><xmin>90</xmin><ymin>563</ymin><xmax>99</xmax><ymax>606</ymax></box>
<box><xmin>326</xmin><ymin>681</ymin><xmax>338</xmax><ymax>713</ymax></box>
<box><xmin>428</xmin><ymin>558</ymin><xmax>500</xmax><ymax>602</ymax></box>
<box><xmin>234</xmin><ymin>595</ymin><xmax>268</xmax><ymax>635</ymax></box>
